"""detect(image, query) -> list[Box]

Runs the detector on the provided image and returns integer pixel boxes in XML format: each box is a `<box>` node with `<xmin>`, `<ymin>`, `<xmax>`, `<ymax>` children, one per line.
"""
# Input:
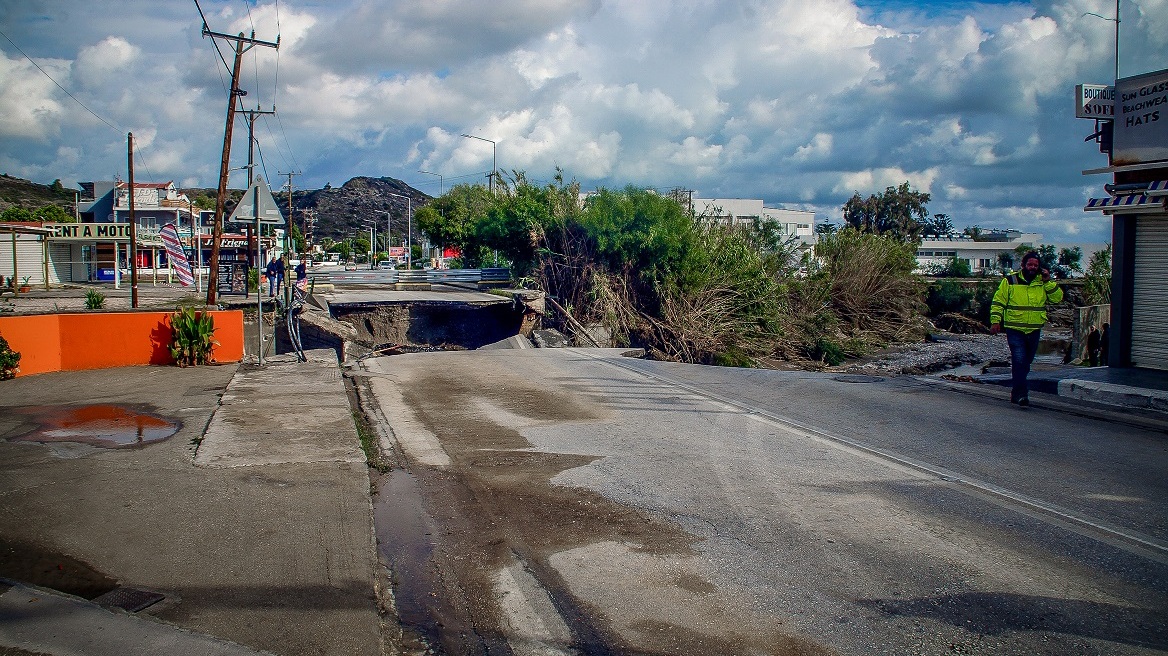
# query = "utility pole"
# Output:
<box><xmin>280</xmin><ymin>170</ymin><xmax>300</xmax><ymax>252</ymax></box>
<box><xmin>240</xmin><ymin>105</ymin><xmax>275</xmax><ymax>280</ymax></box>
<box><xmin>127</xmin><ymin>133</ymin><xmax>139</xmax><ymax>308</ymax></box>
<box><xmin>201</xmin><ymin>25</ymin><xmax>279</xmax><ymax>306</ymax></box>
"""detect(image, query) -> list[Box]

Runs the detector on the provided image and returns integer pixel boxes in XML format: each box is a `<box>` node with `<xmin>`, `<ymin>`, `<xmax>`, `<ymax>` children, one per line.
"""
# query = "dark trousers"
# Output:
<box><xmin>1005</xmin><ymin>328</ymin><xmax>1041</xmax><ymax>403</ymax></box>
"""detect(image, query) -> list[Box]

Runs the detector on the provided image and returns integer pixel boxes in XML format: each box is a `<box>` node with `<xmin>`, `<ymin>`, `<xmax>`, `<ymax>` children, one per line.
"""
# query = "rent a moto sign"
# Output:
<box><xmin>1113</xmin><ymin>67</ymin><xmax>1168</xmax><ymax>166</ymax></box>
<box><xmin>44</xmin><ymin>223</ymin><xmax>132</xmax><ymax>240</ymax></box>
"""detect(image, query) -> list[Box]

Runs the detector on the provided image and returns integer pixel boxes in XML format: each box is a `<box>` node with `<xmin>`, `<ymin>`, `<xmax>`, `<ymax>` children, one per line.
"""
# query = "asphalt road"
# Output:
<box><xmin>353</xmin><ymin>348</ymin><xmax>1168</xmax><ymax>656</ymax></box>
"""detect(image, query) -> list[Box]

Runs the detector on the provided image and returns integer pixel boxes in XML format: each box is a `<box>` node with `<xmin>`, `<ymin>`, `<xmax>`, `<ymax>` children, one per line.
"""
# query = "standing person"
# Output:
<box><xmin>1100</xmin><ymin>322</ymin><xmax>1110</xmax><ymax>366</ymax></box>
<box><xmin>1086</xmin><ymin>325</ymin><xmax>1101</xmax><ymax>367</ymax></box>
<box><xmin>989</xmin><ymin>251</ymin><xmax>1063</xmax><ymax>407</ymax></box>
<box><xmin>294</xmin><ymin>254</ymin><xmax>308</xmax><ymax>290</ymax></box>
<box><xmin>264</xmin><ymin>255</ymin><xmax>281</xmax><ymax>298</ymax></box>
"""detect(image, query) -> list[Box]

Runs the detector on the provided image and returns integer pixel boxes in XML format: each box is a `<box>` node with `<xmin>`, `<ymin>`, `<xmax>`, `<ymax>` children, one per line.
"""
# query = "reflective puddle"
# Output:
<box><xmin>8</xmin><ymin>404</ymin><xmax>180</xmax><ymax>448</ymax></box>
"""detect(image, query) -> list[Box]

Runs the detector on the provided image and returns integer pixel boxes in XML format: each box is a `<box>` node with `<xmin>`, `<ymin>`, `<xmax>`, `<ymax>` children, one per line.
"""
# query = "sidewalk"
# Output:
<box><xmin>0</xmin><ymin>350</ymin><xmax>383</xmax><ymax>655</ymax></box>
<box><xmin>975</xmin><ymin>363</ymin><xmax>1168</xmax><ymax>415</ymax></box>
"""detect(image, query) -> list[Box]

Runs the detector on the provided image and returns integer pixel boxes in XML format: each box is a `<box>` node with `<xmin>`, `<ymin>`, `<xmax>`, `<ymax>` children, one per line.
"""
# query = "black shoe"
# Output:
<box><xmin>1017</xmin><ymin>397</ymin><xmax>1029</xmax><ymax>407</ymax></box>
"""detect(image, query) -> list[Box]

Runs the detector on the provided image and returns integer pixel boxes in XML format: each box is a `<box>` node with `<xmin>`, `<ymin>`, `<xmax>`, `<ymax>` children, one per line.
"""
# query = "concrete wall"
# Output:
<box><xmin>0</xmin><ymin>310</ymin><xmax>244</xmax><ymax>377</ymax></box>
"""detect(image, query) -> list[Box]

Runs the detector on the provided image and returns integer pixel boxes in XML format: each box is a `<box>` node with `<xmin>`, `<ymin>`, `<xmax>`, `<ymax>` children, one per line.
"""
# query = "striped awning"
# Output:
<box><xmin>1145</xmin><ymin>179</ymin><xmax>1168</xmax><ymax>197</ymax></box>
<box><xmin>1085</xmin><ymin>194</ymin><xmax>1167</xmax><ymax>213</ymax></box>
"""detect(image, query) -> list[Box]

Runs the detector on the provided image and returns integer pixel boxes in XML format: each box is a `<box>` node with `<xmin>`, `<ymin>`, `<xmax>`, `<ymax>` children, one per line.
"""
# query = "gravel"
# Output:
<box><xmin>836</xmin><ymin>332</ymin><xmax>1026</xmax><ymax>376</ymax></box>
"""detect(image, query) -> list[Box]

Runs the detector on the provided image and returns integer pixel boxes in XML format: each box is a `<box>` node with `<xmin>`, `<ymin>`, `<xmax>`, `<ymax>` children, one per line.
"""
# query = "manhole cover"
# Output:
<box><xmin>832</xmin><ymin>375</ymin><xmax>885</xmax><ymax>383</ymax></box>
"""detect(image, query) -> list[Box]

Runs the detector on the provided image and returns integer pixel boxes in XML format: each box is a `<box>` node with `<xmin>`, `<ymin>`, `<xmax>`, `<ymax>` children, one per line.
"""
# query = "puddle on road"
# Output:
<box><xmin>373</xmin><ymin>468</ymin><xmax>473</xmax><ymax>653</ymax></box>
<box><xmin>7</xmin><ymin>404</ymin><xmax>180</xmax><ymax>449</ymax></box>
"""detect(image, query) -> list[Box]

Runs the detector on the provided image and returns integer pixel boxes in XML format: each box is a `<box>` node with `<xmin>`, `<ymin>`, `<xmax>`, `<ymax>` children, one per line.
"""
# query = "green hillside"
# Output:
<box><xmin>0</xmin><ymin>174</ymin><xmax>74</xmax><ymax>212</ymax></box>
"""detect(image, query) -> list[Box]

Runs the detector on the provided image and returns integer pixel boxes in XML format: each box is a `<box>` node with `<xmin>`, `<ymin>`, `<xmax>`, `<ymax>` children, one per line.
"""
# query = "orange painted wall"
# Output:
<box><xmin>0</xmin><ymin>315</ymin><xmax>62</xmax><ymax>376</ymax></box>
<box><xmin>0</xmin><ymin>310</ymin><xmax>244</xmax><ymax>377</ymax></box>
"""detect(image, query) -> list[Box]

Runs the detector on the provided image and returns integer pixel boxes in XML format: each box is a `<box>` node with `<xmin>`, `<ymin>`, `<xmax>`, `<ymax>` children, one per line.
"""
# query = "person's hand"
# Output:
<box><xmin>990</xmin><ymin>324</ymin><xmax>1001</xmax><ymax>335</ymax></box>
<box><xmin>1041</xmin><ymin>268</ymin><xmax>1051</xmax><ymax>282</ymax></box>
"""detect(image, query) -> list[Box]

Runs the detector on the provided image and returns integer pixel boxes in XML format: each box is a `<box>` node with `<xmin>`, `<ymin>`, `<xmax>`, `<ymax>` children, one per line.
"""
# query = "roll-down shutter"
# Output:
<box><xmin>1131</xmin><ymin>217</ymin><xmax>1168</xmax><ymax>370</ymax></box>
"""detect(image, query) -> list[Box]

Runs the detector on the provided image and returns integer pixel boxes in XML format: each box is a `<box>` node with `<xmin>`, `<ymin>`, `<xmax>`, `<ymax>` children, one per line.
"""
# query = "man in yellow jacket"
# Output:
<box><xmin>989</xmin><ymin>250</ymin><xmax>1063</xmax><ymax>407</ymax></box>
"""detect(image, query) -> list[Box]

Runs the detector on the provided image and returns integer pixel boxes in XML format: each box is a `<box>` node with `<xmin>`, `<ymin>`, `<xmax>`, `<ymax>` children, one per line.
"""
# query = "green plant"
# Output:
<box><xmin>168</xmin><ymin>306</ymin><xmax>218</xmax><ymax>366</ymax></box>
<box><xmin>1083</xmin><ymin>244</ymin><xmax>1112</xmax><ymax>305</ymax></box>
<box><xmin>84</xmin><ymin>289</ymin><xmax>106</xmax><ymax>310</ymax></box>
<box><xmin>0</xmin><ymin>332</ymin><xmax>20</xmax><ymax>380</ymax></box>
<box><xmin>19</xmin><ymin>276</ymin><xmax>30</xmax><ymax>288</ymax></box>
<box><xmin>248</xmin><ymin>268</ymin><xmax>259</xmax><ymax>293</ymax></box>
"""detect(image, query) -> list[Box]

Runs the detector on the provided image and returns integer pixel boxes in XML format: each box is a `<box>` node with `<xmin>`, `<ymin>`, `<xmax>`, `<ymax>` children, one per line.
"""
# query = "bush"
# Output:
<box><xmin>811</xmin><ymin>228</ymin><xmax>925</xmax><ymax>345</ymax></box>
<box><xmin>168</xmin><ymin>307</ymin><xmax>218</xmax><ymax>366</ymax></box>
<box><xmin>926</xmin><ymin>280</ymin><xmax>974</xmax><ymax>315</ymax></box>
<box><xmin>0</xmin><ymin>332</ymin><xmax>20</xmax><ymax>379</ymax></box>
<box><xmin>85</xmin><ymin>289</ymin><xmax>106</xmax><ymax>310</ymax></box>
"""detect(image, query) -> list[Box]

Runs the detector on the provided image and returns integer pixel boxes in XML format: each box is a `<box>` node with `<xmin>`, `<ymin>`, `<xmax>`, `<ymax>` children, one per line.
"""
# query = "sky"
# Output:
<box><xmin>0</xmin><ymin>0</ymin><xmax>1164</xmax><ymax>244</ymax></box>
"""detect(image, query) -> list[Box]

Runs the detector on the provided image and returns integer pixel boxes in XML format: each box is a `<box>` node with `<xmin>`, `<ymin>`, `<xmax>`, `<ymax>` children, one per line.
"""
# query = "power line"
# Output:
<box><xmin>0</xmin><ymin>28</ymin><xmax>121</xmax><ymax>133</ymax></box>
<box><xmin>193</xmin><ymin>0</ymin><xmax>232</xmax><ymax>76</ymax></box>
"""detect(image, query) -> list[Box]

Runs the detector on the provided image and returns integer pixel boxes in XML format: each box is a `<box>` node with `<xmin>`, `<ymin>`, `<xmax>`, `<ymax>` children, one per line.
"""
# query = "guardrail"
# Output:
<box><xmin>308</xmin><ymin>267</ymin><xmax>512</xmax><ymax>286</ymax></box>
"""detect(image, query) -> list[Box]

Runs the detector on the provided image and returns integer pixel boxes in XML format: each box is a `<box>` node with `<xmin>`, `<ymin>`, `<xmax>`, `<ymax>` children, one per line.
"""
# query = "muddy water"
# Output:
<box><xmin>372</xmin><ymin>469</ymin><xmax>463</xmax><ymax>653</ymax></box>
<box><xmin>7</xmin><ymin>404</ymin><xmax>180</xmax><ymax>448</ymax></box>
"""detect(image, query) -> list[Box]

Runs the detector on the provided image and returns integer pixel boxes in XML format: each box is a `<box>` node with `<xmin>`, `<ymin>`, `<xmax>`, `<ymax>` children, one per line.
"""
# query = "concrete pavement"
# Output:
<box><xmin>1</xmin><ymin>281</ymin><xmax>1166</xmax><ymax>654</ymax></box>
<box><xmin>0</xmin><ymin>350</ymin><xmax>383</xmax><ymax>655</ymax></box>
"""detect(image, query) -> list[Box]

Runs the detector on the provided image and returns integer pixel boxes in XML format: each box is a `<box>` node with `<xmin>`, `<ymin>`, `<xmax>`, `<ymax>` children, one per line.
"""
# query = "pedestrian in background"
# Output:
<box><xmin>264</xmin><ymin>255</ymin><xmax>283</xmax><ymax>298</ymax></box>
<box><xmin>295</xmin><ymin>254</ymin><xmax>308</xmax><ymax>291</ymax></box>
<box><xmin>1086</xmin><ymin>326</ymin><xmax>1101</xmax><ymax>367</ymax></box>
<box><xmin>989</xmin><ymin>251</ymin><xmax>1063</xmax><ymax>407</ymax></box>
<box><xmin>1100</xmin><ymin>322</ymin><xmax>1110</xmax><ymax>366</ymax></box>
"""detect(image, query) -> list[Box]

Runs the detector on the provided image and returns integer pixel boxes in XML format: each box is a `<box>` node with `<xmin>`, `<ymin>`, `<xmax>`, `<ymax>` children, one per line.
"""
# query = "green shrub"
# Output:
<box><xmin>809</xmin><ymin>338</ymin><xmax>846</xmax><ymax>366</ymax></box>
<box><xmin>925</xmin><ymin>280</ymin><xmax>974</xmax><ymax>315</ymax></box>
<box><xmin>84</xmin><ymin>289</ymin><xmax>106</xmax><ymax>310</ymax></box>
<box><xmin>0</xmin><ymin>332</ymin><xmax>20</xmax><ymax>380</ymax></box>
<box><xmin>168</xmin><ymin>307</ymin><xmax>218</xmax><ymax>366</ymax></box>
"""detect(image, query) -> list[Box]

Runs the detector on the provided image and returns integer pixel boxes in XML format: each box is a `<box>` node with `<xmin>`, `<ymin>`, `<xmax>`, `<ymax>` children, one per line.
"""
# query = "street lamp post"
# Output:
<box><xmin>385</xmin><ymin>192</ymin><xmax>412</xmax><ymax>269</ymax></box>
<box><xmin>460</xmin><ymin>134</ymin><xmax>495</xmax><ymax>193</ymax></box>
<box><xmin>418</xmin><ymin>169</ymin><xmax>443</xmax><ymax>196</ymax></box>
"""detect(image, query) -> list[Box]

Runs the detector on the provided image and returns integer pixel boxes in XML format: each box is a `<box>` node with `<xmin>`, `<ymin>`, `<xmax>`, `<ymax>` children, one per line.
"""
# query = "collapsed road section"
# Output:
<box><xmin>270</xmin><ymin>285</ymin><xmax>545</xmax><ymax>360</ymax></box>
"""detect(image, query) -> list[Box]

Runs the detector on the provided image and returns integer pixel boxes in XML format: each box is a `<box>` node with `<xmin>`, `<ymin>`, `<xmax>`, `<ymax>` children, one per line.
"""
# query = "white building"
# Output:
<box><xmin>915</xmin><ymin>230</ymin><xmax>1040</xmax><ymax>275</ymax></box>
<box><xmin>690</xmin><ymin>198</ymin><xmax>816</xmax><ymax>247</ymax></box>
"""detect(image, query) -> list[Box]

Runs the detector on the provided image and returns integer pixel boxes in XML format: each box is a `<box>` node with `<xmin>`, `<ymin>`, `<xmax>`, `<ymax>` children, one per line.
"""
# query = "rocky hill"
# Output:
<box><xmin>182</xmin><ymin>176</ymin><xmax>430</xmax><ymax>243</ymax></box>
<box><xmin>0</xmin><ymin>174</ymin><xmax>75</xmax><ymax>212</ymax></box>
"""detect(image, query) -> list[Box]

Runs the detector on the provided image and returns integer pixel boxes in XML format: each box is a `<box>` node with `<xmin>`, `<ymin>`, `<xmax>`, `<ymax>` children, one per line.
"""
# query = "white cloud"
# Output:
<box><xmin>73</xmin><ymin>37</ymin><xmax>139</xmax><ymax>88</ymax></box>
<box><xmin>0</xmin><ymin>0</ymin><xmax>1162</xmax><ymax>243</ymax></box>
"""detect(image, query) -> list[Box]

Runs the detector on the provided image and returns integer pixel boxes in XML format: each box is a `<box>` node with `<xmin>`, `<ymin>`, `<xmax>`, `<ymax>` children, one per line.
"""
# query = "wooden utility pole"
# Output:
<box><xmin>127</xmin><ymin>133</ymin><xmax>139</xmax><ymax>308</ymax></box>
<box><xmin>201</xmin><ymin>26</ymin><xmax>279</xmax><ymax>305</ymax></box>
<box><xmin>280</xmin><ymin>171</ymin><xmax>300</xmax><ymax>252</ymax></box>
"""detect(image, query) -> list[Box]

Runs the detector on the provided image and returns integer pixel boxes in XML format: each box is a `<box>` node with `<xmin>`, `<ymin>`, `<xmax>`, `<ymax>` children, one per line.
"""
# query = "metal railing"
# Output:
<box><xmin>309</xmin><ymin>267</ymin><xmax>511</xmax><ymax>286</ymax></box>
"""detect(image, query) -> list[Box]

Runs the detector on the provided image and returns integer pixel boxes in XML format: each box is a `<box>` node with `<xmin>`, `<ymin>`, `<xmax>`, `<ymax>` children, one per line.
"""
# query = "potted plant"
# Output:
<box><xmin>17</xmin><ymin>276</ymin><xmax>30</xmax><ymax>293</ymax></box>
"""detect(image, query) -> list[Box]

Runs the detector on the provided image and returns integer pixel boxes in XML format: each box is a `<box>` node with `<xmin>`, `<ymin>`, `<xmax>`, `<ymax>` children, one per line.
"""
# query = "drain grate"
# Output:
<box><xmin>93</xmin><ymin>586</ymin><xmax>165</xmax><ymax>613</ymax></box>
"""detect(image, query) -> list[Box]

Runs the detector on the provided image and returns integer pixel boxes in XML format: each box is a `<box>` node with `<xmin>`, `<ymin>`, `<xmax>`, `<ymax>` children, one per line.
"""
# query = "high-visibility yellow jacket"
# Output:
<box><xmin>990</xmin><ymin>271</ymin><xmax>1063</xmax><ymax>333</ymax></box>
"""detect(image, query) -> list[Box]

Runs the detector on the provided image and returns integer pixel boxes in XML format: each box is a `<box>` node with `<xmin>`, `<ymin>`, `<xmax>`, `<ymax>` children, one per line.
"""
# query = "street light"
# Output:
<box><xmin>418</xmin><ymin>169</ymin><xmax>443</xmax><ymax>196</ymax></box>
<box><xmin>460</xmin><ymin>133</ymin><xmax>495</xmax><ymax>194</ymax></box>
<box><xmin>385</xmin><ymin>192</ymin><xmax>412</xmax><ymax>269</ymax></box>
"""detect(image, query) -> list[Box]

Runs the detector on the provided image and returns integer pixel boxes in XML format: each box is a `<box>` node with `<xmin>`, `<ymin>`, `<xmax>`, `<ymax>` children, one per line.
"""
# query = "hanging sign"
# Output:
<box><xmin>1113</xmin><ymin>67</ymin><xmax>1168</xmax><ymax>165</ymax></box>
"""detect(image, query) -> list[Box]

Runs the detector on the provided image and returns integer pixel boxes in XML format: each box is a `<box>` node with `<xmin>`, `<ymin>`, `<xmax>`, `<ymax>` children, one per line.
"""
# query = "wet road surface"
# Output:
<box><xmin>353</xmin><ymin>348</ymin><xmax>1168</xmax><ymax>655</ymax></box>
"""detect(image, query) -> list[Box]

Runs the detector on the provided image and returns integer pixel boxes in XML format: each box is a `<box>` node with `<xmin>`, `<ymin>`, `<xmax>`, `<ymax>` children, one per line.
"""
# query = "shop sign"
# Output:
<box><xmin>1113</xmin><ymin>67</ymin><xmax>1168</xmax><ymax>165</ymax></box>
<box><xmin>43</xmin><ymin>223</ymin><xmax>132</xmax><ymax>240</ymax></box>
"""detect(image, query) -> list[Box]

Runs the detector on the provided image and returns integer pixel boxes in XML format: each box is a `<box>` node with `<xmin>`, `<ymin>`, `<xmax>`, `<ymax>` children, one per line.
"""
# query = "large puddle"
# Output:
<box><xmin>7</xmin><ymin>404</ymin><xmax>180</xmax><ymax>448</ymax></box>
<box><xmin>373</xmin><ymin>469</ymin><xmax>447</xmax><ymax>652</ymax></box>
